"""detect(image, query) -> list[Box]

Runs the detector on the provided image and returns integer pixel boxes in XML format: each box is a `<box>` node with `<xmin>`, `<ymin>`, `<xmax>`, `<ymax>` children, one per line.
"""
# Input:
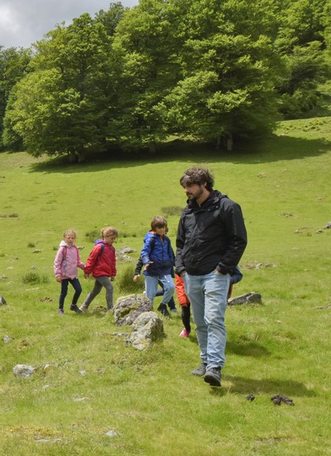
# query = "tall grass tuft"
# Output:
<box><xmin>22</xmin><ymin>271</ymin><xmax>50</xmax><ymax>284</ymax></box>
<box><xmin>117</xmin><ymin>264</ymin><xmax>144</xmax><ymax>294</ymax></box>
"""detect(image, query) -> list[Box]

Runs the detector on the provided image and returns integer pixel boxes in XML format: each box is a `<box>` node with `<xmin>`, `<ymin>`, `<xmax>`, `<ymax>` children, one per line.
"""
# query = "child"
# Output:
<box><xmin>140</xmin><ymin>216</ymin><xmax>175</xmax><ymax>316</ymax></box>
<box><xmin>133</xmin><ymin>256</ymin><xmax>177</xmax><ymax>312</ymax></box>
<box><xmin>176</xmin><ymin>273</ymin><xmax>191</xmax><ymax>337</ymax></box>
<box><xmin>80</xmin><ymin>226</ymin><xmax>118</xmax><ymax>313</ymax></box>
<box><xmin>228</xmin><ymin>266</ymin><xmax>243</xmax><ymax>299</ymax></box>
<box><xmin>54</xmin><ymin>229</ymin><xmax>85</xmax><ymax>315</ymax></box>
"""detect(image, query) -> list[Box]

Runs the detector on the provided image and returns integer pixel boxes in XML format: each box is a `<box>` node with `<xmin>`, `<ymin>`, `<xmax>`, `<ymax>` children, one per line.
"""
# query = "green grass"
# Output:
<box><xmin>0</xmin><ymin>117</ymin><xmax>330</xmax><ymax>455</ymax></box>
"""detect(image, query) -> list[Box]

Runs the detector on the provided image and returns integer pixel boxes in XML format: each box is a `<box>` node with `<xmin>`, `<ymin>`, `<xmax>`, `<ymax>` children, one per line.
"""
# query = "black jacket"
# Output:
<box><xmin>175</xmin><ymin>190</ymin><xmax>247</xmax><ymax>276</ymax></box>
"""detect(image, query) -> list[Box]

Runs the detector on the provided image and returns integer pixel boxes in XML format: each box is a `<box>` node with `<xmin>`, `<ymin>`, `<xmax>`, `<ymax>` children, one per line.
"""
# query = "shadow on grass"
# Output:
<box><xmin>227</xmin><ymin>340</ymin><xmax>271</xmax><ymax>357</ymax></box>
<box><xmin>210</xmin><ymin>375</ymin><xmax>317</xmax><ymax>398</ymax></box>
<box><xmin>28</xmin><ymin>134</ymin><xmax>331</xmax><ymax>174</ymax></box>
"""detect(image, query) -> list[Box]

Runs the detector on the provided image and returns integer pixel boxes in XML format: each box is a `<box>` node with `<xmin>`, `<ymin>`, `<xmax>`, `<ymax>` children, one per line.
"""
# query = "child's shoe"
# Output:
<box><xmin>58</xmin><ymin>308</ymin><xmax>64</xmax><ymax>316</ymax></box>
<box><xmin>179</xmin><ymin>328</ymin><xmax>190</xmax><ymax>338</ymax></box>
<box><xmin>70</xmin><ymin>304</ymin><xmax>82</xmax><ymax>313</ymax></box>
<box><xmin>158</xmin><ymin>304</ymin><xmax>170</xmax><ymax>317</ymax></box>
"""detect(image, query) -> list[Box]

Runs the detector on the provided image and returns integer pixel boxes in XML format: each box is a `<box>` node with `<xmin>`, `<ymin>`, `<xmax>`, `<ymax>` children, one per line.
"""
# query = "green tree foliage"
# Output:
<box><xmin>3</xmin><ymin>0</ymin><xmax>330</xmax><ymax>156</ymax></box>
<box><xmin>4</xmin><ymin>10</ymin><xmax>121</xmax><ymax>159</ymax></box>
<box><xmin>0</xmin><ymin>47</ymin><xmax>31</xmax><ymax>149</ymax></box>
<box><xmin>113</xmin><ymin>0</ymin><xmax>283</xmax><ymax>149</ymax></box>
<box><xmin>110</xmin><ymin>0</ymin><xmax>183</xmax><ymax>150</ymax></box>
<box><xmin>275</xmin><ymin>0</ymin><xmax>330</xmax><ymax>118</ymax></box>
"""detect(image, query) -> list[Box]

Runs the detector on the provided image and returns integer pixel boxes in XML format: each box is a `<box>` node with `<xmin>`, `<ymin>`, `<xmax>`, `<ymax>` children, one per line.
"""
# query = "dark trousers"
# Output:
<box><xmin>181</xmin><ymin>305</ymin><xmax>191</xmax><ymax>332</ymax></box>
<box><xmin>59</xmin><ymin>278</ymin><xmax>82</xmax><ymax>309</ymax></box>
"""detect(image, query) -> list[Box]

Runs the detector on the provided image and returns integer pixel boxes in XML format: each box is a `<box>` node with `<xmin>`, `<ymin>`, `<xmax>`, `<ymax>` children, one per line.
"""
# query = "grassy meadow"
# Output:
<box><xmin>0</xmin><ymin>117</ymin><xmax>330</xmax><ymax>455</ymax></box>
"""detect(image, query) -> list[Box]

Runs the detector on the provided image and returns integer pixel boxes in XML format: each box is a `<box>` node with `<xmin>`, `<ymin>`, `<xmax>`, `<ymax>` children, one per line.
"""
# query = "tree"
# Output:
<box><xmin>275</xmin><ymin>0</ymin><xmax>330</xmax><ymax>118</ymax></box>
<box><xmin>4</xmin><ymin>13</ymin><xmax>116</xmax><ymax>159</ymax></box>
<box><xmin>160</xmin><ymin>0</ymin><xmax>283</xmax><ymax>146</ymax></box>
<box><xmin>0</xmin><ymin>47</ymin><xmax>31</xmax><ymax>149</ymax></box>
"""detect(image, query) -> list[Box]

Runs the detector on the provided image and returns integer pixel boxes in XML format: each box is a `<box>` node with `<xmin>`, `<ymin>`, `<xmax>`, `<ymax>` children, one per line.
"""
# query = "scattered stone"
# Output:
<box><xmin>13</xmin><ymin>364</ymin><xmax>35</xmax><ymax>378</ymax></box>
<box><xmin>246</xmin><ymin>393</ymin><xmax>255</xmax><ymax>401</ymax></box>
<box><xmin>3</xmin><ymin>335</ymin><xmax>11</xmax><ymax>344</ymax></box>
<box><xmin>244</xmin><ymin>262</ymin><xmax>276</xmax><ymax>270</ymax></box>
<box><xmin>281</xmin><ymin>212</ymin><xmax>293</xmax><ymax>217</ymax></box>
<box><xmin>228</xmin><ymin>292</ymin><xmax>262</xmax><ymax>306</ymax></box>
<box><xmin>271</xmin><ymin>394</ymin><xmax>294</xmax><ymax>406</ymax></box>
<box><xmin>128</xmin><ymin>311</ymin><xmax>164</xmax><ymax>350</ymax></box>
<box><xmin>79</xmin><ymin>369</ymin><xmax>87</xmax><ymax>376</ymax></box>
<box><xmin>314</xmin><ymin>304</ymin><xmax>331</xmax><ymax>310</ymax></box>
<box><xmin>105</xmin><ymin>429</ymin><xmax>119</xmax><ymax>438</ymax></box>
<box><xmin>0</xmin><ymin>295</ymin><xmax>7</xmax><ymax>305</ymax></box>
<box><xmin>32</xmin><ymin>249</ymin><xmax>42</xmax><ymax>253</ymax></box>
<box><xmin>325</xmin><ymin>222</ymin><xmax>331</xmax><ymax>229</ymax></box>
<box><xmin>119</xmin><ymin>247</ymin><xmax>135</xmax><ymax>254</ymax></box>
<box><xmin>35</xmin><ymin>437</ymin><xmax>62</xmax><ymax>444</ymax></box>
<box><xmin>114</xmin><ymin>294</ymin><xmax>152</xmax><ymax>326</ymax></box>
<box><xmin>40</xmin><ymin>296</ymin><xmax>53</xmax><ymax>303</ymax></box>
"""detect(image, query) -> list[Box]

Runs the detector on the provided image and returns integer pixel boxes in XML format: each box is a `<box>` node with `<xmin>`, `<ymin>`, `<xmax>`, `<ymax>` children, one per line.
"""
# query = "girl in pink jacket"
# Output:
<box><xmin>53</xmin><ymin>229</ymin><xmax>85</xmax><ymax>315</ymax></box>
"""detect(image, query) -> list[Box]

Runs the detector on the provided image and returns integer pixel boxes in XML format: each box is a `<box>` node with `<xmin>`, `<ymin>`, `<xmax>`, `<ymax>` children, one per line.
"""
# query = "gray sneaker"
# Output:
<box><xmin>191</xmin><ymin>363</ymin><xmax>207</xmax><ymax>376</ymax></box>
<box><xmin>204</xmin><ymin>367</ymin><xmax>221</xmax><ymax>387</ymax></box>
<box><xmin>79</xmin><ymin>304</ymin><xmax>88</xmax><ymax>313</ymax></box>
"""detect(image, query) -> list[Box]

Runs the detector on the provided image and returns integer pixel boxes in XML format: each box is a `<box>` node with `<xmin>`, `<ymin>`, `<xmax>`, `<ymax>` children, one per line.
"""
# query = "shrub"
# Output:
<box><xmin>22</xmin><ymin>271</ymin><xmax>50</xmax><ymax>284</ymax></box>
<box><xmin>117</xmin><ymin>264</ymin><xmax>144</xmax><ymax>294</ymax></box>
<box><xmin>161</xmin><ymin>206</ymin><xmax>183</xmax><ymax>216</ymax></box>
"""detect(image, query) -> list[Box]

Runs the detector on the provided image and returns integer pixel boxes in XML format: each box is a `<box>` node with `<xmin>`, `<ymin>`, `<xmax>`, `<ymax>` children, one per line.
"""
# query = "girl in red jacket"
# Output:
<box><xmin>80</xmin><ymin>226</ymin><xmax>118</xmax><ymax>313</ymax></box>
<box><xmin>176</xmin><ymin>273</ymin><xmax>191</xmax><ymax>337</ymax></box>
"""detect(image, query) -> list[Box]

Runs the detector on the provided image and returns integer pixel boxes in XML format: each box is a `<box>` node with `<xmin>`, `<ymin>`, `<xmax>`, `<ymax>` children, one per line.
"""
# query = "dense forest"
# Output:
<box><xmin>0</xmin><ymin>0</ymin><xmax>330</xmax><ymax>159</ymax></box>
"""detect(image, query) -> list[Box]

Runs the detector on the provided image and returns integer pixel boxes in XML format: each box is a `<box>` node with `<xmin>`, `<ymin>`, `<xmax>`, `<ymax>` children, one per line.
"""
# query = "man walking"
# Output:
<box><xmin>175</xmin><ymin>167</ymin><xmax>247</xmax><ymax>387</ymax></box>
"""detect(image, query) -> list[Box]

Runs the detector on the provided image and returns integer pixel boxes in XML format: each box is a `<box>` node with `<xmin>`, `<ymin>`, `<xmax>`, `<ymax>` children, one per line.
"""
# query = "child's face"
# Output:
<box><xmin>104</xmin><ymin>233</ymin><xmax>117</xmax><ymax>245</ymax></box>
<box><xmin>64</xmin><ymin>234</ymin><xmax>76</xmax><ymax>245</ymax></box>
<box><xmin>155</xmin><ymin>226</ymin><xmax>166</xmax><ymax>236</ymax></box>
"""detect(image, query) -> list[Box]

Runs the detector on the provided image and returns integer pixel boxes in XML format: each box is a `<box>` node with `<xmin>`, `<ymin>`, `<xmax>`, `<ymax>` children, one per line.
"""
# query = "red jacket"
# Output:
<box><xmin>84</xmin><ymin>242</ymin><xmax>116</xmax><ymax>278</ymax></box>
<box><xmin>175</xmin><ymin>274</ymin><xmax>190</xmax><ymax>307</ymax></box>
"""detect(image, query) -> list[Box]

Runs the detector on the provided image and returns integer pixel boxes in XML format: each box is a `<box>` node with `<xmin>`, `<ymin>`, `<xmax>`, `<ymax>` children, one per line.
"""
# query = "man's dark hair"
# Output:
<box><xmin>180</xmin><ymin>167</ymin><xmax>214</xmax><ymax>191</ymax></box>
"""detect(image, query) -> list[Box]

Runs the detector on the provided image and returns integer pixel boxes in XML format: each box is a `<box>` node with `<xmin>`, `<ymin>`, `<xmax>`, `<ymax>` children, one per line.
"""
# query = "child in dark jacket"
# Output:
<box><xmin>133</xmin><ymin>256</ymin><xmax>177</xmax><ymax>312</ymax></box>
<box><xmin>140</xmin><ymin>216</ymin><xmax>175</xmax><ymax>316</ymax></box>
<box><xmin>80</xmin><ymin>226</ymin><xmax>118</xmax><ymax>313</ymax></box>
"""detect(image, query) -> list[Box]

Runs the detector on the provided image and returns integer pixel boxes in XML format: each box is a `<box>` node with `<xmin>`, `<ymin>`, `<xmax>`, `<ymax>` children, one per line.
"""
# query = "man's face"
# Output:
<box><xmin>183</xmin><ymin>183</ymin><xmax>205</xmax><ymax>200</ymax></box>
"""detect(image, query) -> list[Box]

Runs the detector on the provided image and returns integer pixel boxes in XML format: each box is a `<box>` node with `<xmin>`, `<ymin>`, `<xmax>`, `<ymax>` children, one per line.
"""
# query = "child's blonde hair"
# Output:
<box><xmin>151</xmin><ymin>216</ymin><xmax>167</xmax><ymax>230</ymax></box>
<box><xmin>101</xmin><ymin>226</ymin><xmax>118</xmax><ymax>238</ymax></box>
<box><xmin>63</xmin><ymin>228</ymin><xmax>77</xmax><ymax>239</ymax></box>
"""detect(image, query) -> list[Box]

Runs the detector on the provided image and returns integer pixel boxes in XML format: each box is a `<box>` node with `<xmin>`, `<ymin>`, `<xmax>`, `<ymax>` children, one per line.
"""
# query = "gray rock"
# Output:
<box><xmin>228</xmin><ymin>292</ymin><xmax>262</xmax><ymax>306</ymax></box>
<box><xmin>114</xmin><ymin>294</ymin><xmax>152</xmax><ymax>326</ymax></box>
<box><xmin>0</xmin><ymin>295</ymin><xmax>7</xmax><ymax>305</ymax></box>
<box><xmin>3</xmin><ymin>335</ymin><xmax>11</xmax><ymax>344</ymax></box>
<box><xmin>119</xmin><ymin>247</ymin><xmax>135</xmax><ymax>254</ymax></box>
<box><xmin>128</xmin><ymin>311</ymin><xmax>164</xmax><ymax>350</ymax></box>
<box><xmin>13</xmin><ymin>364</ymin><xmax>35</xmax><ymax>378</ymax></box>
<box><xmin>105</xmin><ymin>429</ymin><xmax>119</xmax><ymax>438</ymax></box>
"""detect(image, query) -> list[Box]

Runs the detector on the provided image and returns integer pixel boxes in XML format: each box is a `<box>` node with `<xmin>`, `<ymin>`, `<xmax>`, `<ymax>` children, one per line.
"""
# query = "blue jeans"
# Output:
<box><xmin>184</xmin><ymin>271</ymin><xmax>230</xmax><ymax>369</ymax></box>
<box><xmin>144</xmin><ymin>274</ymin><xmax>174</xmax><ymax>306</ymax></box>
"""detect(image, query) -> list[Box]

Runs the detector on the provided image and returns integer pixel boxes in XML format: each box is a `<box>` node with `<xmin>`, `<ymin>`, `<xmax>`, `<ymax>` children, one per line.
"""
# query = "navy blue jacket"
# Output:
<box><xmin>141</xmin><ymin>231</ymin><xmax>175</xmax><ymax>276</ymax></box>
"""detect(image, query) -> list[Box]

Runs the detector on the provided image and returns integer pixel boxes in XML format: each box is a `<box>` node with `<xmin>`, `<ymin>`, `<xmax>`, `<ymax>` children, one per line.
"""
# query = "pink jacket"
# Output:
<box><xmin>54</xmin><ymin>241</ymin><xmax>84</xmax><ymax>280</ymax></box>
